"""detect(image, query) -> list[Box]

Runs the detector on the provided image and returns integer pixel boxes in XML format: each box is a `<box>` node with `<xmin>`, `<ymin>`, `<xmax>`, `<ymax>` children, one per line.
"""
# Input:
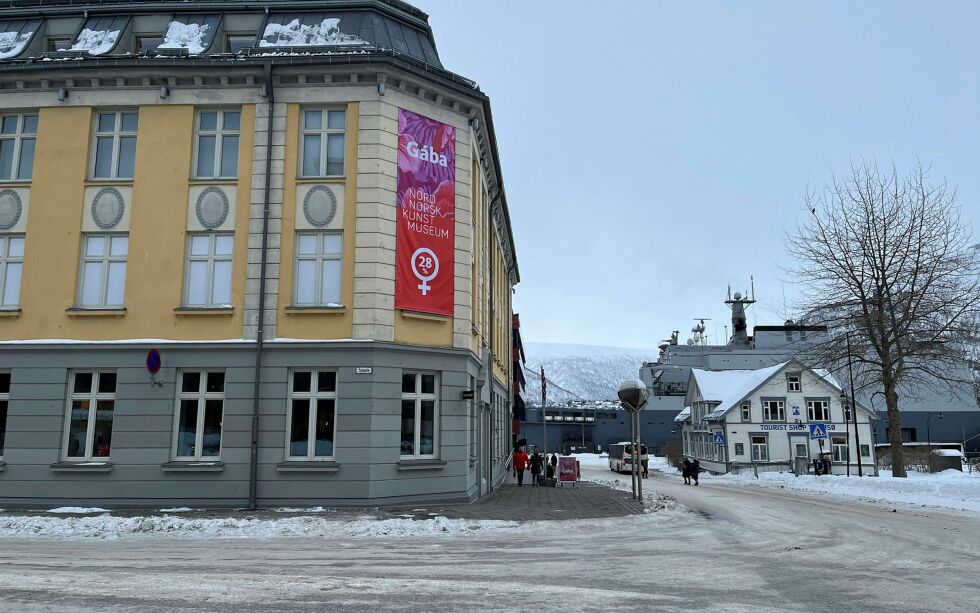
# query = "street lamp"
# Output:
<box><xmin>926</xmin><ymin>411</ymin><xmax>944</xmax><ymax>451</ymax></box>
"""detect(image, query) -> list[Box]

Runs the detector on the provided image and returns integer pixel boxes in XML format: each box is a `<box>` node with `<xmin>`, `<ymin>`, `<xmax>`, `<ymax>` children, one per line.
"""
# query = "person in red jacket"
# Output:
<box><xmin>513</xmin><ymin>447</ymin><xmax>529</xmax><ymax>487</ymax></box>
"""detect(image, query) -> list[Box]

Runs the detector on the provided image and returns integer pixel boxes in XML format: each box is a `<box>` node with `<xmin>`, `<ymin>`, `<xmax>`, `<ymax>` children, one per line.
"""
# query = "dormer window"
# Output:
<box><xmin>226</xmin><ymin>34</ymin><xmax>254</xmax><ymax>53</ymax></box>
<box><xmin>46</xmin><ymin>37</ymin><xmax>71</xmax><ymax>52</ymax></box>
<box><xmin>786</xmin><ymin>374</ymin><xmax>801</xmax><ymax>392</ymax></box>
<box><xmin>136</xmin><ymin>35</ymin><xmax>163</xmax><ymax>52</ymax></box>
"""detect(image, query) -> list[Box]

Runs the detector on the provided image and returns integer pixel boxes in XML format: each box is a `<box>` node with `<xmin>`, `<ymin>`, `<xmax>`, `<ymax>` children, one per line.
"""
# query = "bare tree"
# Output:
<box><xmin>787</xmin><ymin>162</ymin><xmax>980</xmax><ymax>477</ymax></box>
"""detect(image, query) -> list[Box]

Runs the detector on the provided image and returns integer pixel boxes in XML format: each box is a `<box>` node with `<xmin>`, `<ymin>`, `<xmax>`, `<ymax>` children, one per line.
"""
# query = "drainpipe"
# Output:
<box><xmin>248</xmin><ymin>62</ymin><xmax>275</xmax><ymax>510</ymax></box>
<box><xmin>486</xmin><ymin>190</ymin><xmax>502</xmax><ymax>492</ymax></box>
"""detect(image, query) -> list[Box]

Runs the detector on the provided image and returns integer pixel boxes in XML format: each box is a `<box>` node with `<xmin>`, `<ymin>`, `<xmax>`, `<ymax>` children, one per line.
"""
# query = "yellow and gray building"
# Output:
<box><xmin>0</xmin><ymin>0</ymin><xmax>519</xmax><ymax>508</ymax></box>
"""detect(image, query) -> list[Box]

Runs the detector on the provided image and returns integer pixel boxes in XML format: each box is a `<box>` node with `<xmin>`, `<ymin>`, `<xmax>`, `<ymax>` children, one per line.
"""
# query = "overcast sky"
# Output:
<box><xmin>414</xmin><ymin>1</ymin><xmax>980</xmax><ymax>350</ymax></box>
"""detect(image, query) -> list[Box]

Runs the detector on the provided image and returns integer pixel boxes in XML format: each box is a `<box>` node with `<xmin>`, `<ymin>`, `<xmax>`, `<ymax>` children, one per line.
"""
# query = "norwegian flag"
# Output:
<box><xmin>540</xmin><ymin>367</ymin><xmax>546</xmax><ymax>399</ymax></box>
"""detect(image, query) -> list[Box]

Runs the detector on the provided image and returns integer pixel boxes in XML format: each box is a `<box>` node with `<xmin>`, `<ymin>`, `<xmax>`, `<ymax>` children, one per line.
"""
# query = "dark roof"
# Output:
<box><xmin>754</xmin><ymin>325</ymin><xmax>828</xmax><ymax>332</ymax></box>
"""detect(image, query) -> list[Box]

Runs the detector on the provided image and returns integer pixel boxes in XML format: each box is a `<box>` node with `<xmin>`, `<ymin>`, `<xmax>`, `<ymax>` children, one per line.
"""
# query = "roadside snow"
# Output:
<box><xmin>47</xmin><ymin>507</ymin><xmax>109</xmax><ymax>514</ymax></box>
<box><xmin>158</xmin><ymin>508</ymin><xmax>192</xmax><ymax>513</ymax></box>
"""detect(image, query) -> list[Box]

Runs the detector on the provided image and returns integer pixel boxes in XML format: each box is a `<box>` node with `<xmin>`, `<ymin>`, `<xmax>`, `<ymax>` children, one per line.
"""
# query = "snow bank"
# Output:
<box><xmin>159</xmin><ymin>21</ymin><xmax>211</xmax><ymax>54</ymax></box>
<box><xmin>47</xmin><ymin>507</ymin><xmax>110</xmax><ymax>514</ymax></box>
<box><xmin>260</xmin><ymin>18</ymin><xmax>367</xmax><ymax>47</ymax></box>
<box><xmin>70</xmin><ymin>28</ymin><xmax>120</xmax><ymax>55</ymax></box>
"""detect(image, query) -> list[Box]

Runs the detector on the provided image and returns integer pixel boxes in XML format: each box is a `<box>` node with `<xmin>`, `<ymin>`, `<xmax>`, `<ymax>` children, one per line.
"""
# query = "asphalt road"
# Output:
<box><xmin>0</xmin><ymin>467</ymin><xmax>977</xmax><ymax>612</ymax></box>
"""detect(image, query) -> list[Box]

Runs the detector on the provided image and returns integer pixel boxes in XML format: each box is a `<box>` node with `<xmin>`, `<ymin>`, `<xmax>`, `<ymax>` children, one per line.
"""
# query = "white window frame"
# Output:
<box><xmin>77</xmin><ymin>233</ymin><xmax>128</xmax><ymax>308</ymax></box>
<box><xmin>763</xmin><ymin>399</ymin><xmax>785</xmax><ymax>422</ymax></box>
<box><xmin>193</xmin><ymin>108</ymin><xmax>241</xmax><ymax>179</ymax></box>
<box><xmin>750</xmin><ymin>435</ymin><xmax>768</xmax><ymax>462</ymax></box>
<box><xmin>740</xmin><ymin>403</ymin><xmax>750</xmax><ymax>422</ymax></box>
<box><xmin>0</xmin><ymin>370</ymin><xmax>9</xmax><ymax>460</ymax></box>
<box><xmin>832</xmin><ymin>436</ymin><xmax>848</xmax><ymax>463</ymax></box>
<box><xmin>786</xmin><ymin>374</ymin><xmax>801</xmax><ymax>392</ymax></box>
<box><xmin>172</xmin><ymin>370</ymin><xmax>225</xmax><ymax>461</ymax></box>
<box><xmin>91</xmin><ymin>110</ymin><xmax>138</xmax><ymax>180</ymax></box>
<box><xmin>62</xmin><ymin>370</ymin><xmax>116</xmax><ymax>461</ymax></box>
<box><xmin>0</xmin><ymin>112</ymin><xmax>37</xmax><ymax>181</ymax></box>
<box><xmin>299</xmin><ymin>107</ymin><xmax>347</xmax><ymax>178</ymax></box>
<box><xmin>807</xmin><ymin>399</ymin><xmax>830</xmax><ymax>422</ymax></box>
<box><xmin>0</xmin><ymin>234</ymin><xmax>24</xmax><ymax>308</ymax></box>
<box><xmin>183</xmin><ymin>232</ymin><xmax>233</xmax><ymax>308</ymax></box>
<box><xmin>293</xmin><ymin>231</ymin><xmax>343</xmax><ymax>306</ymax></box>
<box><xmin>400</xmin><ymin>371</ymin><xmax>439</xmax><ymax>459</ymax></box>
<box><xmin>285</xmin><ymin>369</ymin><xmax>338</xmax><ymax>461</ymax></box>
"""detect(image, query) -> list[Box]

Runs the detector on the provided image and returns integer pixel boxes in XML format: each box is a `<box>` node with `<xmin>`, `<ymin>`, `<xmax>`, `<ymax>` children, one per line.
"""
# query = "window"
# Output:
<box><xmin>78</xmin><ymin>234</ymin><xmax>127</xmax><ymax>308</ymax></box>
<box><xmin>786</xmin><ymin>374</ymin><xmax>801</xmax><ymax>392</ymax></box>
<box><xmin>843</xmin><ymin>403</ymin><xmax>852</xmax><ymax>423</ymax></box>
<box><xmin>0</xmin><ymin>371</ymin><xmax>9</xmax><ymax>458</ymax></box>
<box><xmin>63</xmin><ymin>371</ymin><xmax>115</xmax><ymax>460</ymax></box>
<box><xmin>0</xmin><ymin>113</ymin><xmax>37</xmax><ymax>181</ymax></box>
<box><xmin>294</xmin><ymin>232</ymin><xmax>342</xmax><ymax>306</ymax></box>
<box><xmin>226</xmin><ymin>34</ymin><xmax>254</xmax><ymax>53</ymax></box>
<box><xmin>740</xmin><ymin>404</ymin><xmax>750</xmax><ymax>421</ymax></box>
<box><xmin>401</xmin><ymin>371</ymin><xmax>437</xmax><ymax>458</ymax></box>
<box><xmin>832</xmin><ymin>436</ymin><xmax>848</xmax><ymax>463</ymax></box>
<box><xmin>300</xmin><ymin>108</ymin><xmax>346</xmax><ymax>177</ymax></box>
<box><xmin>184</xmin><ymin>233</ymin><xmax>233</xmax><ymax>308</ymax></box>
<box><xmin>860</xmin><ymin>444</ymin><xmax>871</xmax><ymax>457</ymax></box>
<box><xmin>750</xmin><ymin>435</ymin><xmax>768</xmax><ymax>462</ymax></box>
<box><xmin>0</xmin><ymin>235</ymin><xmax>24</xmax><ymax>307</ymax></box>
<box><xmin>734</xmin><ymin>442</ymin><xmax>743</xmax><ymax>456</ymax></box>
<box><xmin>135</xmin><ymin>35</ymin><xmax>163</xmax><ymax>51</ymax></box>
<box><xmin>763</xmin><ymin>399</ymin><xmax>785</xmax><ymax>422</ymax></box>
<box><xmin>174</xmin><ymin>370</ymin><xmax>224</xmax><ymax>459</ymax></box>
<box><xmin>92</xmin><ymin>111</ymin><xmax>138</xmax><ymax>179</ymax></box>
<box><xmin>46</xmin><ymin>37</ymin><xmax>71</xmax><ymax>52</ymax></box>
<box><xmin>194</xmin><ymin>109</ymin><xmax>240</xmax><ymax>178</ymax></box>
<box><xmin>286</xmin><ymin>370</ymin><xmax>337</xmax><ymax>460</ymax></box>
<box><xmin>807</xmin><ymin>399</ymin><xmax>830</xmax><ymax>422</ymax></box>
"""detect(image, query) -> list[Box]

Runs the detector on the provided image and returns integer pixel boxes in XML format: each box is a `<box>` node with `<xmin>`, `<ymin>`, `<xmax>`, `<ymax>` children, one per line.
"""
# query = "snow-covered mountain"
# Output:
<box><xmin>522</xmin><ymin>342</ymin><xmax>656</xmax><ymax>403</ymax></box>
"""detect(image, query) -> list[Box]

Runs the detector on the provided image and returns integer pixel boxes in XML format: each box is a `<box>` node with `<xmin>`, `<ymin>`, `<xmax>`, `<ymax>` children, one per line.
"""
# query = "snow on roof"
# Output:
<box><xmin>260</xmin><ymin>17</ymin><xmax>368</xmax><ymax>48</ymax></box>
<box><xmin>70</xmin><ymin>28</ymin><xmax>121</xmax><ymax>55</ymax></box>
<box><xmin>0</xmin><ymin>19</ymin><xmax>40</xmax><ymax>59</ymax></box>
<box><xmin>693</xmin><ymin>362</ymin><xmax>788</xmax><ymax>420</ymax></box>
<box><xmin>674</xmin><ymin>406</ymin><xmax>691</xmax><ymax>422</ymax></box>
<box><xmin>159</xmin><ymin>16</ymin><xmax>221</xmax><ymax>54</ymax></box>
<box><xmin>933</xmin><ymin>449</ymin><xmax>964</xmax><ymax>457</ymax></box>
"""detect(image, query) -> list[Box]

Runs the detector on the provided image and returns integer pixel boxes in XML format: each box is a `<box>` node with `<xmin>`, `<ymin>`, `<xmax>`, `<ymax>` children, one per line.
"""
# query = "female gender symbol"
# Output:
<box><xmin>411</xmin><ymin>247</ymin><xmax>439</xmax><ymax>295</ymax></box>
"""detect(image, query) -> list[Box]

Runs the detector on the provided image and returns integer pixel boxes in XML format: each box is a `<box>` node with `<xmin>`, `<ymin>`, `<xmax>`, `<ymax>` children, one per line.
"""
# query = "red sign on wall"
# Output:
<box><xmin>395</xmin><ymin>109</ymin><xmax>456</xmax><ymax>316</ymax></box>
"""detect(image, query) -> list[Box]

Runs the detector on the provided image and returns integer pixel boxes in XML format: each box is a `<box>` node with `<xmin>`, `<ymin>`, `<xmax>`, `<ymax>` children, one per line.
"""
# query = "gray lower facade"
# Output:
<box><xmin>0</xmin><ymin>341</ymin><xmax>512</xmax><ymax>509</ymax></box>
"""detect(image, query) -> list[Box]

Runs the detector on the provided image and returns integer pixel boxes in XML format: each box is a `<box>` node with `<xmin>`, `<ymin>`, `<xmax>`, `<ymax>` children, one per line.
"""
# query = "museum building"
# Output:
<box><xmin>0</xmin><ymin>0</ymin><xmax>519</xmax><ymax>508</ymax></box>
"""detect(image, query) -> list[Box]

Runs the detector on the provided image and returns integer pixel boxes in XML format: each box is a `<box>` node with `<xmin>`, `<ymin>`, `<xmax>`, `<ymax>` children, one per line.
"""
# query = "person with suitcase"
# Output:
<box><xmin>529</xmin><ymin>450</ymin><xmax>544</xmax><ymax>487</ymax></box>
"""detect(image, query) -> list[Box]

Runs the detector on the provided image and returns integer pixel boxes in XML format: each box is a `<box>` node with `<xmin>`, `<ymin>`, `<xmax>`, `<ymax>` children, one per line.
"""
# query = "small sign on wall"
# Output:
<box><xmin>355</xmin><ymin>367</ymin><xmax>373</xmax><ymax>374</ymax></box>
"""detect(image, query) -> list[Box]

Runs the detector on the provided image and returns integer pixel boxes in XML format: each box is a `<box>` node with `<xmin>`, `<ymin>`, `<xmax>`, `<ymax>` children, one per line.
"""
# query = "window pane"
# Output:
<box><xmin>66</xmin><ymin>400</ymin><xmax>90</xmax><ymax>458</ymax></box>
<box><xmin>117</xmin><ymin>136</ymin><xmax>136</xmax><ymax>178</ymax></box>
<box><xmin>421</xmin><ymin>374</ymin><xmax>435</xmax><ymax>395</ymax></box>
<box><xmin>206</xmin><ymin>372</ymin><xmax>225</xmax><ymax>393</ymax></box>
<box><xmin>181</xmin><ymin>372</ymin><xmax>201</xmax><ymax>393</ymax></box>
<box><xmin>110</xmin><ymin>236</ymin><xmax>128</xmax><ymax>257</ymax></box>
<box><xmin>81</xmin><ymin>261</ymin><xmax>104</xmax><ymax>306</ymax></box>
<box><xmin>402</xmin><ymin>372</ymin><xmax>416</xmax><ymax>394</ymax></box>
<box><xmin>98</xmin><ymin>113</ymin><xmax>115</xmax><ymax>132</ymax></box>
<box><xmin>222</xmin><ymin>111</ymin><xmax>241</xmax><ymax>131</ymax></box>
<box><xmin>97</xmin><ymin>372</ymin><xmax>116</xmax><ymax>394</ymax></box>
<box><xmin>93</xmin><ymin>400</ymin><xmax>113</xmax><ymax>457</ymax></box>
<box><xmin>219</xmin><ymin>135</ymin><xmax>239</xmax><ymax>177</ymax></box>
<box><xmin>295</xmin><ymin>259</ymin><xmax>316</xmax><ymax>304</ymax></box>
<box><xmin>314</xmin><ymin>398</ymin><xmax>335</xmax><ymax>457</ymax></box>
<box><xmin>327</xmin><ymin>110</ymin><xmax>345</xmax><ymax>130</ymax></box>
<box><xmin>320</xmin><ymin>258</ymin><xmax>341</xmax><ymax>305</ymax></box>
<box><xmin>190</xmin><ymin>235</ymin><xmax>210</xmax><ymax>256</ymax></box>
<box><xmin>1</xmin><ymin>117</ymin><xmax>17</xmax><ymax>134</ymax></box>
<box><xmin>94</xmin><ymin>137</ymin><xmax>113</xmax><ymax>178</ymax></box>
<box><xmin>186</xmin><ymin>261</ymin><xmax>208</xmax><ymax>305</ymax></box>
<box><xmin>176</xmin><ymin>399</ymin><xmax>198</xmax><ymax>456</ymax></box>
<box><xmin>317</xmin><ymin>371</ymin><xmax>336</xmax><ymax>393</ymax></box>
<box><xmin>289</xmin><ymin>398</ymin><xmax>310</xmax><ymax>457</ymax></box>
<box><xmin>227</xmin><ymin>35</ymin><xmax>253</xmax><ymax>53</ymax></box>
<box><xmin>199</xmin><ymin>112</ymin><xmax>218</xmax><ymax>131</ymax></box>
<box><xmin>73</xmin><ymin>372</ymin><xmax>93</xmax><ymax>394</ymax></box>
<box><xmin>2</xmin><ymin>262</ymin><xmax>21</xmax><ymax>306</ymax></box>
<box><xmin>323</xmin><ymin>234</ymin><xmax>342</xmax><ymax>255</ymax></box>
<box><xmin>85</xmin><ymin>236</ymin><xmax>106</xmax><ymax>257</ymax></box>
<box><xmin>22</xmin><ymin>115</ymin><xmax>37</xmax><ymax>134</ymax></box>
<box><xmin>0</xmin><ymin>400</ymin><xmax>6</xmax><ymax>456</ymax></box>
<box><xmin>202</xmin><ymin>399</ymin><xmax>222</xmax><ymax>457</ymax></box>
<box><xmin>326</xmin><ymin>134</ymin><xmax>344</xmax><ymax>175</ymax></box>
<box><xmin>297</xmin><ymin>234</ymin><xmax>317</xmax><ymax>255</ymax></box>
<box><xmin>400</xmin><ymin>399</ymin><xmax>415</xmax><ymax>456</ymax></box>
<box><xmin>0</xmin><ymin>372</ymin><xmax>9</xmax><ymax>394</ymax></box>
<box><xmin>420</xmin><ymin>400</ymin><xmax>435</xmax><ymax>455</ymax></box>
<box><xmin>196</xmin><ymin>135</ymin><xmax>216</xmax><ymax>177</ymax></box>
<box><xmin>0</xmin><ymin>140</ymin><xmax>14</xmax><ymax>180</ymax></box>
<box><xmin>292</xmin><ymin>371</ymin><xmax>311</xmax><ymax>393</ymax></box>
<box><xmin>121</xmin><ymin>113</ymin><xmax>138</xmax><ymax>132</ymax></box>
<box><xmin>303</xmin><ymin>110</ymin><xmax>322</xmax><ymax>130</ymax></box>
<box><xmin>106</xmin><ymin>261</ymin><xmax>126</xmax><ymax>305</ymax></box>
<box><xmin>16</xmin><ymin>138</ymin><xmax>34</xmax><ymax>180</ymax></box>
<box><xmin>8</xmin><ymin>237</ymin><xmax>23</xmax><ymax>257</ymax></box>
<box><xmin>211</xmin><ymin>260</ymin><xmax>232</xmax><ymax>305</ymax></box>
<box><xmin>302</xmin><ymin>135</ymin><xmax>321</xmax><ymax>176</ymax></box>
<box><xmin>214</xmin><ymin>235</ymin><xmax>234</xmax><ymax>256</ymax></box>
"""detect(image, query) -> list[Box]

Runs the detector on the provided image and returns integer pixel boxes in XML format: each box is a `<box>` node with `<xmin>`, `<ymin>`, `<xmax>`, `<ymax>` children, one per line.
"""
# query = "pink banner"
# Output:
<box><xmin>395</xmin><ymin>109</ymin><xmax>456</xmax><ymax>316</ymax></box>
<box><xmin>558</xmin><ymin>456</ymin><xmax>578</xmax><ymax>482</ymax></box>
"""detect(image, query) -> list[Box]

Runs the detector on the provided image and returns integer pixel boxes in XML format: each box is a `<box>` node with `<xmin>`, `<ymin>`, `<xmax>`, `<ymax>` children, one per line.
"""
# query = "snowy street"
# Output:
<box><xmin>1</xmin><ymin>458</ymin><xmax>978</xmax><ymax>612</ymax></box>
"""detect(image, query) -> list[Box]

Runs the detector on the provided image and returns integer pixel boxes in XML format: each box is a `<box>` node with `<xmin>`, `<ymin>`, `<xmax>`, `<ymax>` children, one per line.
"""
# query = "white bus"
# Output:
<box><xmin>608</xmin><ymin>442</ymin><xmax>648</xmax><ymax>473</ymax></box>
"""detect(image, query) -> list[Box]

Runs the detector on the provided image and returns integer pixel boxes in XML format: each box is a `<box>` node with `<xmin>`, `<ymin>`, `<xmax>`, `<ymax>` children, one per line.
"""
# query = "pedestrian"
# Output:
<box><xmin>692</xmin><ymin>458</ymin><xmax>700</xmax><ymax>486</ymax></box>
<box><xmin>546</xmin><ymin>453</ymin><xmax>556</xmax><ymax>480</ymax></box>
<box><xmin>513</xmin><ymin>446</ymin><xmax>529</xmax><ymax>487</ymax></box>
<box><xmin>641</xmin><ymin>455</ymin><xmax>649</xmax><ymax>479</ymax></box>
<box><xmin>682</xmin><ymin>458</ymin><xmax>692</xmax><ymax>485</ymax></box>
<box><xmin>530</xmin><ymin>450</ymin><xmax>543</xmax><ymax>487</ymax></box>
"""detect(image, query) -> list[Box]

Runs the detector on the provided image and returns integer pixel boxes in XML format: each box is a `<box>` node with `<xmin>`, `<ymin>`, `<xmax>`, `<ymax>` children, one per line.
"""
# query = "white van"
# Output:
<box><xmin>608</xmin><ymin>442</ymin><xmax>648</xmax><ymax>473</ymax></box>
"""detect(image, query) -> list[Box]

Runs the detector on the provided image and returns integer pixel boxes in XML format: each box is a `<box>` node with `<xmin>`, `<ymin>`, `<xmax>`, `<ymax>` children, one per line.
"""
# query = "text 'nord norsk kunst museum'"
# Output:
<box><xmin>0</xmin><ymin>0</ymin><xmax>520</xmax><ymax>509</ymax></box>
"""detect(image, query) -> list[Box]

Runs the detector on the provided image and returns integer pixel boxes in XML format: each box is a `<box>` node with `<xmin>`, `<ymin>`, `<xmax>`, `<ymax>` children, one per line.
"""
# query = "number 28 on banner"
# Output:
<box><xmin>411</xmin><ymin>247</ymin><xmax>439</xmax><ymax>296</ymax></box>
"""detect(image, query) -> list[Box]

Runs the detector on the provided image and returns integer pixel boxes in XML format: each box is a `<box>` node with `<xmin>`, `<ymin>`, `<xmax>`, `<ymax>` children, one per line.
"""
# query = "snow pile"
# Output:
<box><xmin>47</xmin><ymin>507</ymin><xmax>109</xmax><ymax>514</ymax></box>
<box><xmin>70</xmin><ymin>28</ymin><xmax>121</xmax><ymax>55</ymax></box>
<box><xmin>0</xmin><ymin>29</ymin><xmax>34</xmax><ymax>59</ymax></box>
<box><xmin>159</xmin><ymin>21</ymin><xmax>211</xmax><ymax>54</ymax></box>
<box><xmin>259</xmin><ymin>18</ymin><xmax>367</xmax><ymax>47</ymax></box>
